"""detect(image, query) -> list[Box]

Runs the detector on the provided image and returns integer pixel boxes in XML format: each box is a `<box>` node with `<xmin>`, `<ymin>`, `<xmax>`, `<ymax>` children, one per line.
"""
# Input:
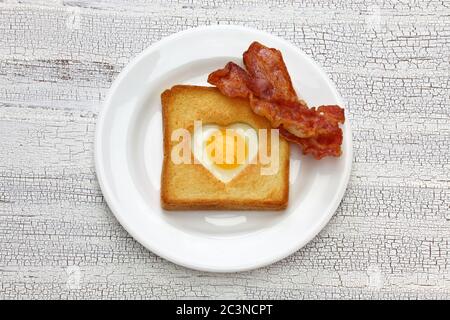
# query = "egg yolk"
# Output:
<box><xmin>206</xmin><ymin>129</ymin><xmax>248</xmax><ymax>170</ymax></box>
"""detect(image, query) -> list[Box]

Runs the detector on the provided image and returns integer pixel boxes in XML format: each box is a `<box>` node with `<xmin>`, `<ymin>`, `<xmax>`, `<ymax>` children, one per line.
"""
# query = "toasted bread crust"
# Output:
<box><xmin>161</xmin><ymin>85</ymin><xmax>289</xmax><ymax>210</ymax></box>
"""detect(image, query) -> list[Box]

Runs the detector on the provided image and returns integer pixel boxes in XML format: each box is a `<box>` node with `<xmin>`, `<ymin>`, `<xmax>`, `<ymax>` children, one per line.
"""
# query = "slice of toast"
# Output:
<box><xmin>161</xmin><ymin>85</ymin><xmax>289</xmax><ymax>210</ymax></box>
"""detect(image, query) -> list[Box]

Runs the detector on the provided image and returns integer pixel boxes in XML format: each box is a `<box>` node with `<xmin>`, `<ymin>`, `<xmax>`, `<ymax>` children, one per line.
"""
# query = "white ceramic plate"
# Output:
<box><xmin>95</xmin><ymin>25</ymin><xmax>352</xmax><ymax>272</ymax></box>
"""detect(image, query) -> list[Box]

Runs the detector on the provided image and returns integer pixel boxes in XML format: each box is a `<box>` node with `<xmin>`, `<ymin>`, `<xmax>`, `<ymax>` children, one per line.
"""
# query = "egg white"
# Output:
<box><xmin>192</xmin><ymin>123</ymin><xmax>258</xmax><ymax>183</ymax></box>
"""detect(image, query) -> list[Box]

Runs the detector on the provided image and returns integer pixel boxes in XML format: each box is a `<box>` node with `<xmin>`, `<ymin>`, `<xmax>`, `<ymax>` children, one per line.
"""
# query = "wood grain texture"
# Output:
<box><xmin>0</xmin><ymin>0</ymin><xmax>449</xmax><ymax>299</ymax></box>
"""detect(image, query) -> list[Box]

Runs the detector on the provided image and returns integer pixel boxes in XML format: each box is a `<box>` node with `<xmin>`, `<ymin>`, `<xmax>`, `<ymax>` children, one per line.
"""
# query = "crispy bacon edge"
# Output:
<box><xmin>207</xmin><ymin>62</ymin><xmax>251</xmax><ymax>98</ymax></box>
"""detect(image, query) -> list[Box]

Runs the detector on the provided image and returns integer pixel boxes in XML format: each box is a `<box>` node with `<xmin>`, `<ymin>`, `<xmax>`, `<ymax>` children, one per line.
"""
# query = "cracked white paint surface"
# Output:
<box><xmin>0</xmin><ymin>0</ymin><xmax>449</xmax><ymax>299</ymax></box>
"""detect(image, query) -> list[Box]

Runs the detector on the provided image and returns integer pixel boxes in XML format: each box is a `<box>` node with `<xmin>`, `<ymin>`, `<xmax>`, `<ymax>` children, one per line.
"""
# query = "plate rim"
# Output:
<box><xmin>95</xmin><ymin>25</ymin><xmax>353</xmax><ymax>272</ymax></box>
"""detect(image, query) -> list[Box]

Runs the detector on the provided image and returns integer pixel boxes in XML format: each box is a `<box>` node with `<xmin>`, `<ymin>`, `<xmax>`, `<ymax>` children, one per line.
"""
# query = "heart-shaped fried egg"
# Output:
<box><xmin>192</xmin><ymin>123</ymin><xmax>258</xmax><ymax>183</ymax></box>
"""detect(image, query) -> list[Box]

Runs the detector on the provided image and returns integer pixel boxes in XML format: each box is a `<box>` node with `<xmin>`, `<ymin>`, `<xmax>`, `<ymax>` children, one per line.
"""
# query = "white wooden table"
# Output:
<box><xmin>0</xmin><ymin>0</ymin><xmax>449</xmax><ymax>299</ymax></box>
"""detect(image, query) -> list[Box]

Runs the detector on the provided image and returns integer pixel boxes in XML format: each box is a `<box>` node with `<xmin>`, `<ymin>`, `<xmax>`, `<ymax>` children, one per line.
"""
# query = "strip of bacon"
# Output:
<box><xmin>208</xmin><ymin>62</ymin><xmax>322</xmax><ymax>138</ymax></box>
<box><xmin>207</xmin><ymin>42</ymin><xmax>345</xmax><ymax>159</ymax></box>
